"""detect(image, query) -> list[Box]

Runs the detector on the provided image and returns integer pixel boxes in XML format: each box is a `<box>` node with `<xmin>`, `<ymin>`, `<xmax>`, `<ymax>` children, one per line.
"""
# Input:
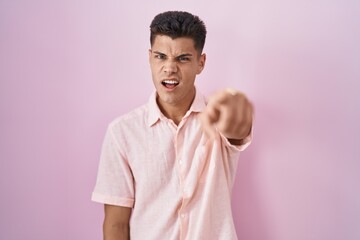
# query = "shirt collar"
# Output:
<box><xmin>147</xmin><ymin>87</ymin><xmax>207</xmax><ymax>127</ymax></box>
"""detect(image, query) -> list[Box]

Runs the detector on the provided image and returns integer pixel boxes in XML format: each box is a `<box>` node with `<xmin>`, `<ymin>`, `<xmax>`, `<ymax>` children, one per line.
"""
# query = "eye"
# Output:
<box><xmin>177</xmin><ymin>56</ymin><xmax>190</xmax><ymax>62</ymax></box>
<box><xmin>155</xmin><ymin>54</ymin><xmax>166</xmax><ymax>60</ymax></box>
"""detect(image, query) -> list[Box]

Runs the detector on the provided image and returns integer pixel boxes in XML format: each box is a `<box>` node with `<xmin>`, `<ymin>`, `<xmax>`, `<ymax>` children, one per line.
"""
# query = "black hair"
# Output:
<box><xmin>150</xmin><ymin>11</ymin><xmax>207</xmax><ymax>54</ymax></box>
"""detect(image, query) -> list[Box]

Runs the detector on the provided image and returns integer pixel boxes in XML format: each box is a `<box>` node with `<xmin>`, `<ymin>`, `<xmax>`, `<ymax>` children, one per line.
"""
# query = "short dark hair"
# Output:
<box><xmin>150</xmin><ymin>11</ymin><xmax>207</xmax><ymax>54</ymax></box>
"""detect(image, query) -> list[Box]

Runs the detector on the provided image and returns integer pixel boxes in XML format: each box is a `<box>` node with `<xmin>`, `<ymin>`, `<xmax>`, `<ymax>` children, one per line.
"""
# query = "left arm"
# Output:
<box><xmin>199</xmin><ymin>88</ymin><xmax>253</xmax><ymax>145</ymax></box>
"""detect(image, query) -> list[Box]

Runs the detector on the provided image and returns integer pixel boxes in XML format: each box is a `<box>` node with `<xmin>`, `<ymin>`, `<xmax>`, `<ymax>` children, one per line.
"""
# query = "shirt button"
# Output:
<box><xmin>179</xmin><ymin>160</ymin><xmax>183</xmax><ymax>165</ymax></box>
<box><xmin>181</xmin><ymin>214</ymin><xmax>186</xmax><ymax>218</ymax></box>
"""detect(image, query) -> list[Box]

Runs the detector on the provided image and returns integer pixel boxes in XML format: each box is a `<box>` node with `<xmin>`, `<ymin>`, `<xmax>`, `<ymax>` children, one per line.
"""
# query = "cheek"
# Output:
<box><xmin>192</xmin><ymin>63</ymin><xmax>202</xmax><ymax>74</ymax></box>
<box><xmin>182</xmin><ymin>64</ymin><xmax>198</xmax><ymax>75</ymax></box>
<box><xmin>150</xmin><ymin>61</ymin><xmax>161</xmax><ymax>72</ymax></box>
<box><xmin>150</xmin><ymin>69</ymin><xmax>161</xmax><ymax>81</ymax></box>
<box><xmin>187</xmin><ymin>69</ymin><xmax>199</xmax><ymax>79</ymax></box>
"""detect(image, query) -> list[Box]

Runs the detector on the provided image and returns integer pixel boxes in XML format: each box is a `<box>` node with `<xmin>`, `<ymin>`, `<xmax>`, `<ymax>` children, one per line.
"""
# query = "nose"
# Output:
<box><xmin>163</xmin><ymin>59</ymin><xmax>177</xmax><ymax>74</ymax></box>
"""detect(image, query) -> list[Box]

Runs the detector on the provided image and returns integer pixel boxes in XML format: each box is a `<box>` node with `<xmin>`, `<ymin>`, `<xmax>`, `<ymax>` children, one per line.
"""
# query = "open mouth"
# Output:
<box><xmin>161</xmin><ymin>80</ymin><xmax>179</xmax><ymax>89</ymax></box>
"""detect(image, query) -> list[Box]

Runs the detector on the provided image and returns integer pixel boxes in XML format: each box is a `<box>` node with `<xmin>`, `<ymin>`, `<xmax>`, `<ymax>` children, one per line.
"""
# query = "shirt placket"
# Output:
<box><xmin>174</xmin><ymin>118</ymin><xmax>191</xmax><ymax>240</ymax></box>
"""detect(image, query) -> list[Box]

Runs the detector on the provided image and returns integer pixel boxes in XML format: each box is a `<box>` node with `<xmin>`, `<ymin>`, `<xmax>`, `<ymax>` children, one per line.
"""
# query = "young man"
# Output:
<box><xmin>92</xmin><ymin>11</ymin><xmax>253</xmax><ymax>240</ymax></box>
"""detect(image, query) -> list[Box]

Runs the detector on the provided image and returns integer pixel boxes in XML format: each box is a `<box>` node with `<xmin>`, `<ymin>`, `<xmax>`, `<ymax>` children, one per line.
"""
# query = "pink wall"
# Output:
<box><xmin>1</xmin><ymin>0</ymin><xmax>359</xmax><ymax>239</ymax></box>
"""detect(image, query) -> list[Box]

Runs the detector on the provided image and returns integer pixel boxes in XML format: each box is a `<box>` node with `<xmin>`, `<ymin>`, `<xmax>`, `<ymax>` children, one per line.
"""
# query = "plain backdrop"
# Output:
<box><xmin>1</xmin><ymin>0</ymin><xmax>359</xmax><ymax>239</ymax></box>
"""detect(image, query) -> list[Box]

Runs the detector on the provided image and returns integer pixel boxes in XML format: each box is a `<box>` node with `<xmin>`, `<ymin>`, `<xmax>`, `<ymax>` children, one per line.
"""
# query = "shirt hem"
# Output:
<box><xmin>91</xmin><ymin>192</ymin><xmax>134</xmax><ymax>208</ymax></box>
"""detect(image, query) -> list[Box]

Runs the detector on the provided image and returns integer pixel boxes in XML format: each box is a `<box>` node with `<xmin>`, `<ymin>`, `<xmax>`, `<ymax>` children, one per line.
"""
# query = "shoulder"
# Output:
<box><xmin>109</xmin><ymin>103</ymin><xmax>149</xmax><ymax>128</ymax></box>
<box><xmin>104</xmin><ymin>103</ymin><xmax>150</xmax><ymax>155</ymax></box>
<box><xmin>108</xmin><ymin>103</ymin><xmax>149</xmax><ymax>133</ymax></box>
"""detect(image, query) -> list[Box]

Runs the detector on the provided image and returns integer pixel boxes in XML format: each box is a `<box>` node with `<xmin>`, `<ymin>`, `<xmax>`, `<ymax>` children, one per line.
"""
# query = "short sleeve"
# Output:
<box><xmin>91</xmin><ymin>125</ymin><xmax>135</xmax><ymax>208</ymax></box>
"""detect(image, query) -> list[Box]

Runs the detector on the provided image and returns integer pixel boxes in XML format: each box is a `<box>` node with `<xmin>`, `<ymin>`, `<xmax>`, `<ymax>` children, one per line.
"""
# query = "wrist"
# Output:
<box><xmin>227</xmin><ymin>138</ymin><xmax>243</xmax><ymax>146</ymax></box>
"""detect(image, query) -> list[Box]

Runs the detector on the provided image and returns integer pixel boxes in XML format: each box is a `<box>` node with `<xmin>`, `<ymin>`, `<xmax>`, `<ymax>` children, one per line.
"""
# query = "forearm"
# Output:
<box><xmin>103</xmin><ymin>221</ymin><xmax>130</xmax><ymax>240</ymax></box>
<box><xmin>228</xmin><ymin>138</ymin><xmax>243</xmax><ymax>146</ymax></box>
<box><xmin>103</xmin><ymin>204</ymin><xmax>132</xmax><ymax>240</ymax></box>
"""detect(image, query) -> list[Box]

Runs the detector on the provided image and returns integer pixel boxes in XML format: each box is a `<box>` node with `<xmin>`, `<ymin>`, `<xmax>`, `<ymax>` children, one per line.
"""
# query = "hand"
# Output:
<box><xmin>199</xmin><ymin>88</ymin><xmax>253</xmax><ymax>141</ymax></box>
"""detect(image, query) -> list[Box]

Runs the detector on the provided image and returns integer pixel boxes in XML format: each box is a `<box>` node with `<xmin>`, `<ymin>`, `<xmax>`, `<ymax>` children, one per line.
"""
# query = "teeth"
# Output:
<box><xmin>162</xmin><ymin>80</ymin><xmax>179</xmax><ymax>85</ymax></box>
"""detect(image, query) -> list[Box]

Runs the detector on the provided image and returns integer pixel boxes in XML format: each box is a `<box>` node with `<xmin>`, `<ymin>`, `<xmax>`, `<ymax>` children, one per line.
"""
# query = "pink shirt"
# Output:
<box><xmin>92</xmin><ymin>89</ymin><xmax>251</xmax><ymax>240</ymax></box>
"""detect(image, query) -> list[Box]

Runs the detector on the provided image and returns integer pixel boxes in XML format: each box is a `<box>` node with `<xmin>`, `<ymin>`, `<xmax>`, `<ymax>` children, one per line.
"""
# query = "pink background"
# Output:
<box><xmin>1</xmin><ymin>0</ymin><xmax>359</xmax><ymax>239</ymax></box>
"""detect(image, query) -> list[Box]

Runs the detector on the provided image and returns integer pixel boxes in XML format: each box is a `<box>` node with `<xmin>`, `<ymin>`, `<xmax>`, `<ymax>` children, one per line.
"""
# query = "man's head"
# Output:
<box><xmin>150</xmin><ymin>11</ymin><xmax>207</xmax><ymax>55</ymax></box>
<box><xmin>149</xmin><ymin>11</ymin><xmax>207</xmax><ymax>116</ymax></box>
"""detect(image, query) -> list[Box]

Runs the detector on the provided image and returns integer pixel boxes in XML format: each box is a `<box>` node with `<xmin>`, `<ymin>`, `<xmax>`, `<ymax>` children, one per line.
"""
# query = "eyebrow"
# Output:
<box><xmin>152</xmin><ymin>51</ymin><xmax>193</xmax><ymax>58</ymax></box>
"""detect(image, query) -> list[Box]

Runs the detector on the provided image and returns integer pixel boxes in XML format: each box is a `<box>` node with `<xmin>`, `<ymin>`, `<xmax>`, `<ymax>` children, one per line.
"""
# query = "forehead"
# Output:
<box><xmin>152</xmin><ymin>35</ymin><xmax>197</xmax><ymax>55</ymax></box>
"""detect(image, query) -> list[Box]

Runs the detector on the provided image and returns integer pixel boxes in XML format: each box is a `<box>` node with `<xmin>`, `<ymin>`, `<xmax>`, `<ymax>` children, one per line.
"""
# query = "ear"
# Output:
<box><xmin>196</xmin><ymin>53</ymin><xmax>206</xmax><ymax>74</ymax></box>
<box><xmin>148</xmin><ymin>49</ymin><xmax>152</xmax><ymax>63</ymax></box>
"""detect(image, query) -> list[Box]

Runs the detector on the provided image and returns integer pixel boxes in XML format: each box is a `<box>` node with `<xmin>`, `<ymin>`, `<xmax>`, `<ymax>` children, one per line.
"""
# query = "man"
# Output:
<box><xmin>92</xmin><ymin>11</ymin><xmax>253</xmax><ymax>240</ymax></box>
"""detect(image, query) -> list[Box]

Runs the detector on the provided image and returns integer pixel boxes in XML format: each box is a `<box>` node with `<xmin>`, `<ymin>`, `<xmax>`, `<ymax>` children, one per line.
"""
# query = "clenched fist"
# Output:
<box><xmin>199</xmin><ymin>88</ymin><xmax>253</xmax><ymax>144</ymax></box>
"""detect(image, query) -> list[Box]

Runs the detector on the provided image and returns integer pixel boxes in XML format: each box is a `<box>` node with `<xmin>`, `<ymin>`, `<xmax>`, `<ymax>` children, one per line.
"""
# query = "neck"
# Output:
<box><xmin>159</xmin><ymin>106</ymin><xmax>187</xmax><ymax>125</ymax></box>
<box><xmin>157</xmin><ymin>89</ymin><xmax>196</xmax><ymax>125</ymax></box>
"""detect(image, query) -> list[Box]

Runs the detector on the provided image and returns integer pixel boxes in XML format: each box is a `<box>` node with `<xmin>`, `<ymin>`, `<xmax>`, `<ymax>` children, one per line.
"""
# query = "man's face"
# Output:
<box><xmin>149</xmin><ymin>35</ymin><xmax>206</xmax><ymax>109</ymax></box>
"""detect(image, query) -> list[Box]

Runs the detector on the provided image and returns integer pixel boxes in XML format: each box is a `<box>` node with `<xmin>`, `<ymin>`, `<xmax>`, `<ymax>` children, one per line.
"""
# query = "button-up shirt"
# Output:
<box><xmin>92</xmin><ymin>89</ymin><xmax>251</xmax><ymax>240</ymax></box>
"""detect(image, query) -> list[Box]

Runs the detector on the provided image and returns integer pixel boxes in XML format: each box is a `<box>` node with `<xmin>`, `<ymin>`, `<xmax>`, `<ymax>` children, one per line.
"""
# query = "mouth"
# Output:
<box><xmin>161</xmin><ymin>79</ymin><xmax>179</xmax><ymax>90</ymax></box>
